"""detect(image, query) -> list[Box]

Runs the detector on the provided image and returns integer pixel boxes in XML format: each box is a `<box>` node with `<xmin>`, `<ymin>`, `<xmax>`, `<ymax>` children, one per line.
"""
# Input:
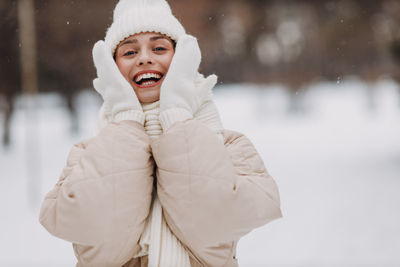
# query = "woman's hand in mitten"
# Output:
<box><xmin>92</xmin><ymin>40</ymin><xmax>144</xmax><ymax>125</ymax></box>
<box><xmin>159</xmin><ymin>35</ymin><xmax>209</xmax><ymax>130</ymax></box>
<box><xmin>194</xmin><ymin>73</ymin><xmax>224</xmax><ymax>136</ymax></box>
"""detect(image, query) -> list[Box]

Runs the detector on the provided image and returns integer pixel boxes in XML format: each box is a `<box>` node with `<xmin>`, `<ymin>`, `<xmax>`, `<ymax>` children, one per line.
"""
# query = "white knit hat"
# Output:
<box><xmin>104</xmin><ymin>0</ymin><xmax>186</xmax><ymax>55</ymax></box>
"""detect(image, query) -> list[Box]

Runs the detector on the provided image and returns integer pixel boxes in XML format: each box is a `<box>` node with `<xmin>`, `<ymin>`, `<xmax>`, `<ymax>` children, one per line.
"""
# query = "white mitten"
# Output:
<box><xmin>159</xmin><ymin>35</ymin><xmax>210</xmax><ymax>130</ymax></box>
<box><xmin>194</xmin><ymin>73</ymin><xmax>223</xmax><ymax>135</ymax></box>
<box><xmin>92</xmin><ymin>40</ymin><xmax>144</xmax><ymax>125</ymax></box>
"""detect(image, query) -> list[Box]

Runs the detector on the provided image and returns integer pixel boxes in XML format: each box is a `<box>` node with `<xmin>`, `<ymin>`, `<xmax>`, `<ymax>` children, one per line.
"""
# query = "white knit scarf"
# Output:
<box><xmin>95</xmin><ymin>98</ymin><xmax>223</xmax><ymax>267</ymax></box>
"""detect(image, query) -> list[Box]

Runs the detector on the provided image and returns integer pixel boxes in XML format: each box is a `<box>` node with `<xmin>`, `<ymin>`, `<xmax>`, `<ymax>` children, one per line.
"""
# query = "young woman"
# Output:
<box><xmin>39</xmin><ymin>0</ymin><xmax>282</xmax><ymax>266</ymax></box>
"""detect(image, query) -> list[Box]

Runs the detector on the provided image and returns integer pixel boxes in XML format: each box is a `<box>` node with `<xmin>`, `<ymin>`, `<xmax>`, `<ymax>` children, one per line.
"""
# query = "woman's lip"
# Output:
<box><xmin>134</xmin><ymin>75</ymin><xmax>164</xmax><ymax>89</ymax></box>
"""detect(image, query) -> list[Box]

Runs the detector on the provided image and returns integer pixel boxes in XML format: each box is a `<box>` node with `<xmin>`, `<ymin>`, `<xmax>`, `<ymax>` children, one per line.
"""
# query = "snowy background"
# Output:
<box><xmin>1</xmin><ymin>79</ymin><xmax>400</xmax><ymax>266</ymax></box>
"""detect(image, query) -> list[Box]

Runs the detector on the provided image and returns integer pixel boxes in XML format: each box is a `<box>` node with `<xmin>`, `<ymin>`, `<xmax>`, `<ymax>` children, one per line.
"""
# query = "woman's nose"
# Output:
<box><xmin>137</xmin><ymin>50</ymin><xmax>153</xmax><ymax>66</ymax></box>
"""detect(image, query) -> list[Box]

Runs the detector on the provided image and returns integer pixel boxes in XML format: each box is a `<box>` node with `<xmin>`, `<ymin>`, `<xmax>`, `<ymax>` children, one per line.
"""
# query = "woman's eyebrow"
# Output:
<box><xmin>119</xmin><ymin>39</ymin><xmax>138</xmax><ymax>47</ymax></box>
<box><xmin>150</xmin><ymin>36</ymin><xmax>169</xmax><ymax>42</ymax></box>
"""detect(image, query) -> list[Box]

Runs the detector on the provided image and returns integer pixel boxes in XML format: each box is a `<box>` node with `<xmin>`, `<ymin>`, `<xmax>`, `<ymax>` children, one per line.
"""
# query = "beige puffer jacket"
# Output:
<box><xmin>39</xmin><ymin>119</ymin><xmax>282</xmax><ymax>267</ymax></box>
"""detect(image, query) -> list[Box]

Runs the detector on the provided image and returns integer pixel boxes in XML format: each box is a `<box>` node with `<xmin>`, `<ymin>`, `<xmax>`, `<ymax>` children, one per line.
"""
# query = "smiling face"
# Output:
<box><xmin>115</xmin><ymin>32</ymin><xmax>175</xmax><ymax>103</ymax></box>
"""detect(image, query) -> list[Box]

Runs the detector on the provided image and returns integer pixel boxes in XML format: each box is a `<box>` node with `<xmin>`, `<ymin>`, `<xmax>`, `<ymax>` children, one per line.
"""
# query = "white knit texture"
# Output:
<box><xmin>114</xmin><ymin>110</ymin><xmax>145</xmax><ymax>125</ymax></box>
<box><xmin>105</xmin><ymin>0</ymin><xmax>186</xmax><ymax>55</ymax></box>
<box><xmin>113</xmin><ymin>0</ymin><xmax>171</xmax><ymax>20</ymax></box>
<box><xmin>142</xmin><ymin>101</ymin><xmax>163</xmax><ymax>138</ymax></box>
<box><xmin>159</xmin><ymin>108</ymin><xmax>193</xmax><ymax>131</ymax></box>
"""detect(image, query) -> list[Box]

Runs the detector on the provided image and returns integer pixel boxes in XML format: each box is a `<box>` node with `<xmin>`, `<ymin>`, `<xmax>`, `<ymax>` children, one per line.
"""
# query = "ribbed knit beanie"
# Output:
<box><xmin>104</xmin><ymin>0</ymin><xmax>186</xmax><ymax>55</ymax></box>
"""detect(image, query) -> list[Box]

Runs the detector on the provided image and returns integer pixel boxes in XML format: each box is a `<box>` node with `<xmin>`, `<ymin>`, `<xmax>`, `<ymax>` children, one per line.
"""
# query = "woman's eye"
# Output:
<box><xmin>123</xmin><ymin>50</ymin><xmax>136</xmax><ymax>56</ymax></box>
<box><xmin>154</xmin><ymin>47</ymin><xmax>166</xmax><ymax>52</ymax></box>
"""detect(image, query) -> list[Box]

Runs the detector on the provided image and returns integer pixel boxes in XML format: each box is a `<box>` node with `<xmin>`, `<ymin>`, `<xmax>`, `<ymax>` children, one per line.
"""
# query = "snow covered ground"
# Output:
<box><xmin>1</xmin><ymin>79</ymin><xmax>399</xmax><ymax>267</ymax></box>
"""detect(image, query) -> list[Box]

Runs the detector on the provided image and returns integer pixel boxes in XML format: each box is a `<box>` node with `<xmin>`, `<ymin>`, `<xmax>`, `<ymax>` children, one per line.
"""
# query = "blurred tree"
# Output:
<box><xmin>0</xmin><ymin>0</ymin><xmax>20</xmax><ymax>146</ymax></box>
<box><xmin>34</xmin><ymin>0</ymin><xmax>115</xmax><ymax>132</ymax></box>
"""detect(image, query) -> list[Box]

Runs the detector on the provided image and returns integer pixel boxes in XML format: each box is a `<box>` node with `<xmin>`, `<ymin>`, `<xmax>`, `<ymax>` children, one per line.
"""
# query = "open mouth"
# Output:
<box><xmin>133</xmin><ymin>71</ymin><xmax>163</xmax><ymax>88</ymax></box>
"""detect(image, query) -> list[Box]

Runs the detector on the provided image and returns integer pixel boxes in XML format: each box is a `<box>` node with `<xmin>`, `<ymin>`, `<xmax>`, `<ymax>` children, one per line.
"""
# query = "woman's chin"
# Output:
<box><xmin>132</xmin><ymin>83</ymin><xmax>161</xmax><ymax>104</ymax></box>
<box><xmin>137</xmin><ymin>91</ymin><xmax>160</xmax><ymax>104</ymax></box>
<box><xmin>139</xmin><ymin>98</ymin><xmax>160</xmax><ymax>104</ymax></box>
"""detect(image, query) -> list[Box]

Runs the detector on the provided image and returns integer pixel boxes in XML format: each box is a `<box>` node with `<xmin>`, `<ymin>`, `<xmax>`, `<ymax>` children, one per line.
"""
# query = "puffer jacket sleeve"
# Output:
<box><xmin>151</xmin><ymin>119</ymin><xmax>282</xmax><ymax>266</ymax></box>
<box><xmin>39</xmin><ymin>120</ymin><xmax>154</xmax><ymax>267</ymax></box>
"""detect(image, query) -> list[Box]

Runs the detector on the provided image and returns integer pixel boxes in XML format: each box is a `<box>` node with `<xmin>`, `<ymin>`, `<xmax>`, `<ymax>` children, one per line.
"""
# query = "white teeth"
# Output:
<box><xmin>135</xmin><ymin>72</ymin><xmax>161</xmax><ymax>83</ymax></box>
<box><xmin>142</xmin><ymin>81</ymin><xmax>156</xmax><ymax>86</ymax></box>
